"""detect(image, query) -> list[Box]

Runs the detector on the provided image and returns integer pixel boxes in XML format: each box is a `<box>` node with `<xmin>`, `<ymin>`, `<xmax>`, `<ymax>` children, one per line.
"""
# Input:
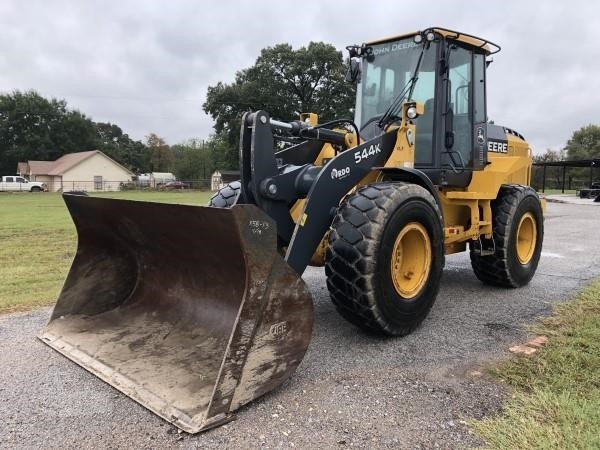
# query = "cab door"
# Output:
<box><xmin>444</xmin><ymin>45</ymin><xmax>488</xmax><ymax>173</ymax></box>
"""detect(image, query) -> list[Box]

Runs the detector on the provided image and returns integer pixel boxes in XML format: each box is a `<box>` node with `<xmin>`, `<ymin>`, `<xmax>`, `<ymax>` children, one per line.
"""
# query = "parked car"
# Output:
<box><xmin>163</xmin><ymin>181</ymin><xmax>190</xmax><ymax>190</ymax></box>
<box><xmin>0</xmin><ymin>176</ymin><xmax>47</xmax><ymax>192</ymax></box>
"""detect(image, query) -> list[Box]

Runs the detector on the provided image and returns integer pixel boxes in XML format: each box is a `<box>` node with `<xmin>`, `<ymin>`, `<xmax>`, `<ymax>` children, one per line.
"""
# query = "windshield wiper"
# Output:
<box><xmin>377</xmin><ymin>43</ymin><xmax>427</xmax><ymax>130</ymax></box>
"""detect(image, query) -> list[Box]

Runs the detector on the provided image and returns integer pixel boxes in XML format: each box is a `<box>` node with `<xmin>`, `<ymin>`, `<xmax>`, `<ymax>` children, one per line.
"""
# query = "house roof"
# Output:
<box><xmin>28</xmin><ymin>161</ymin><xmax>55</xmax><ymax>174</ymax></box>
<box><xmin>22</xmin><ymin>150</ymin><xmax>133</xmax><ymax>176</ymax></box>
<box><xmin>48</xmin><ymin>150</ymin><xmax>98</xmax><ymax>175</ymax></box>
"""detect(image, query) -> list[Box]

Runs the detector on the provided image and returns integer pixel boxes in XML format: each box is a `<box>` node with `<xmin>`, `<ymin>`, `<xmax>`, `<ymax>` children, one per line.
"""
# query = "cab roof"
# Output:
<box><xmin>366</xmin><ymin>27</ymin><xmax>501</xmax><ymax>55</ymax></box>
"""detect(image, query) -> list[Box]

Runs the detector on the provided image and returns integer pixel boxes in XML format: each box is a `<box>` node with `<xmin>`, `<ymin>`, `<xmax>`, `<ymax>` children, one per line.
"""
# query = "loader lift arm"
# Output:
<box><xmin>239</xmin><ymin>110</ymin><xmax>397</xmax><ymax>274</ymax></box>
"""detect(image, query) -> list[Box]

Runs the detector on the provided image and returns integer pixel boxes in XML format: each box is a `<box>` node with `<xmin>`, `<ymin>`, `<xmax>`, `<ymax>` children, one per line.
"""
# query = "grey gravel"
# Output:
<box><xmin>1</xmin><ymin>201</ymin><xmax>599</xmax><ymax>449</ymax></box>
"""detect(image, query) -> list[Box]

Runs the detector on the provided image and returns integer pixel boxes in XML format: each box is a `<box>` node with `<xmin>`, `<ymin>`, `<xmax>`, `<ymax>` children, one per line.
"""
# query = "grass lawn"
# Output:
<box><xmin>471</xmin><ymin>278</ymin><xmax>600</xmax><ymax>449</ymax></box>
<box><xmin>0</xmin><ymin>190</ymin><xmax>212</xmax><ymax>313</ymax></box>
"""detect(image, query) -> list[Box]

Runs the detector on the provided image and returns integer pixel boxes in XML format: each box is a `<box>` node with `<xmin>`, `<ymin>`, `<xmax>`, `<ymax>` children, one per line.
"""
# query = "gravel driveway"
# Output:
<box><xmin>1</xmin><ymin>201</ymin><xmax>599</xmax><ymax>449</ymax></box>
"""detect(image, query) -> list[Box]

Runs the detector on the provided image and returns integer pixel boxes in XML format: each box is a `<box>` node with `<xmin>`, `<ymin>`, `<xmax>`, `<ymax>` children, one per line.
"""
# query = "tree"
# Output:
<box><xmin>205</xmin><ymin>131</ymin><xmax>238</xmax><ymax>172</ymax></box>
<box><xmin>171</xmin><ymin>138</ymin><xmax>211</xmax><ymax>182</ymax></box>
<box><xmin>531</xmin><ymin>148</ymin><xmax>566</xmax><ymax>190</ymax></box>
<box><xmin>203</xmin><ymin>42</ymin><xmax>356</xmax><ymax>167</ymax></box>
<box><xmin>146</xmin><ymin>133</ymin><xmax>173</xmax><ymax>172</ymax></box>
<box><xmin>565</xmin><ymin>124</ymin><xmax>600</xmax><ymax>160</ymax></box>
<box><xmin>0</xmin><ymin>90</ymin><xmax>97</xmax><ymax>174</ymax></box>
<box><xmin>95</xmin><ymin>122</ymin><xmax>149</xmax><ymax>173</ymax></box>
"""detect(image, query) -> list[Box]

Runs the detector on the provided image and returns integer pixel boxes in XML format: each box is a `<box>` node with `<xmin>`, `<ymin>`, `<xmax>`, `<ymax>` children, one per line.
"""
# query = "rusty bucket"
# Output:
<box><xmin>39</xmin><ymin>194</ymin><xmax>313</xmax><ymax>433</ymax></box>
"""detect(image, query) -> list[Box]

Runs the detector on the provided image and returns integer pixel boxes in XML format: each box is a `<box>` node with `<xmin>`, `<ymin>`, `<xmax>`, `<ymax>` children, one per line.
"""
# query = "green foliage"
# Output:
<box><xmin>531</xmin><ymin>149</ymin><xmax>567</xmax><ymax>190</ymax></box>
<box><xmin>471</xmin><ymin>278</ymin><xmax>600</xmax><ymax>449</ymax></box>
<box><xmin>533</xmin><ymin>148</ymin><xmax>565</xmax><ymax>163</ymax></box>
<box><xmin>565</xmin><ymin>124</ymin><xmax>600</xmax><ymax>160</ymax></box>
<box><xmin>206</xmin><ymin>131</ymin><xmax>238</xmax><ymax>171</ymax></box>
<box><xmin>146</xmin><ymin>133</ymin><xmax>173</xmax><ymax>172</ymax></box>
<box><xmin>95</xmin><ymin>122</ymin><xmax>150</xmax><ymax>172</ymax></box>
<box><xmin>203</xmin><ymin>42</ymin><xmax>356</xmax><ymax>163</ymax></box>
<box><xmin>0</xmin><ymin>90</ymin><xmax>150</xmax><ymax>175</ymax></box>
<box><xmin>0</xmin><ymin>90</ymin><xmax>98</xmax><ymax>174</ymax></box>
<box><xmin>171</xmin><ymin>138</ymin><xmax>211</xmax><ymax>181</ymax></box>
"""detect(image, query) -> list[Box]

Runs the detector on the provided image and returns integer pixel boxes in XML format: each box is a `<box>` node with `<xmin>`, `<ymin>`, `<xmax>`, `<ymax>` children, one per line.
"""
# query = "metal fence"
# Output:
<box><xmin>43</xmin><ymin>179</ymin><xmax>213</xmax><ymax>192</ymax></box>
<box><xmin>532</xmin><ymin>159</ymin><xmax>599</xmax><ymax>193</ymax></box>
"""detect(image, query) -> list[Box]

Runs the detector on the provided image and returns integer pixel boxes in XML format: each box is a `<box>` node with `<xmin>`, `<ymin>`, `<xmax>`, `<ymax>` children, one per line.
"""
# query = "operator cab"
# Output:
<box><xmin>348</xmin><ymin>27</ymin><xmax>500</xmax><ymax>187</ymax></box>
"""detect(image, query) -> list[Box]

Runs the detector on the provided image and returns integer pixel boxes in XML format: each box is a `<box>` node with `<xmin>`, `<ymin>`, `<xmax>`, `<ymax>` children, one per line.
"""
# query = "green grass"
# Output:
<box><xmin>471</xmin><ymin>278</ymin><xmax>600</xmax><ymax>449</ymax></box>
<box><xmin>0</xmin><ymin>190</ymin><xmax>212</xmax><ymax>313</ymax></box>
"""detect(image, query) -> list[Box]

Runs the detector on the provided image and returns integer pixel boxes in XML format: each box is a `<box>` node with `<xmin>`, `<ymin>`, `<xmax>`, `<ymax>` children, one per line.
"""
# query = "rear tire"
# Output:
<box><xmin>470</xmin><ymin>185</ymin><xmax>543</xmax><ymax>287</ymax></box>
<box><xmin>325</xmin><ymin>183</ymin><xmax>444</xmax><ymax>336</ymax></box>
<box><xmin>208</xmin><ymin>181</ymin><xmax>241</xmax><ymax>208</ymax></box>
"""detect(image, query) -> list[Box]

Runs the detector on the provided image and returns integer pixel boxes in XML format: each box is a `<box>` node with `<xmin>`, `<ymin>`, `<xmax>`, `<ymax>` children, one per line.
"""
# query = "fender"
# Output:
<box><xmin>375</xmin><ymin>166</ymin><xmax>443</xmax><ymax>221</ymax></box>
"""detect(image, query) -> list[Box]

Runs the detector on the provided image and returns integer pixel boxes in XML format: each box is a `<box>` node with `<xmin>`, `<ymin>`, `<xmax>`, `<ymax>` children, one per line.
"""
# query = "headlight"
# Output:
<box><xmin>406</xmin><ymin>106</ymin><xmax>418</xmax><ymax>119</ymax></box>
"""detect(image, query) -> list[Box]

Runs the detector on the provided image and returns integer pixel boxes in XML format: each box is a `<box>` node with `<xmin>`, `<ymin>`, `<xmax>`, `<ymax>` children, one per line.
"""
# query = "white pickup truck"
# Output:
<box><xmin>0</xmin><ymin>176</ymin><xmax>47</xmax><ymax>192</ymax></box>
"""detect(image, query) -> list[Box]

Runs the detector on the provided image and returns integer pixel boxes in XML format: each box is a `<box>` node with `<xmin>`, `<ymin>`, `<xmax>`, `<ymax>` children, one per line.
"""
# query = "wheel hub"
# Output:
<box><xmin>391</xmin><ymin>222</ymin><xmax>431</xmax><ymax>299</ymax></box>
<box><xmin>516</xmin><ymin>212</ymin><xmax>537</xmax><ymax>264</ymax></box>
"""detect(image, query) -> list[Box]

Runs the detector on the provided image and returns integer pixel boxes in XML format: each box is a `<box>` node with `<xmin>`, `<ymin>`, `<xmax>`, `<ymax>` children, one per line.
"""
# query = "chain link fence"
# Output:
<box><xmin>44</xmin><ymin>179</ymin><xmax>213</xmax><ymax>192</ymax></box>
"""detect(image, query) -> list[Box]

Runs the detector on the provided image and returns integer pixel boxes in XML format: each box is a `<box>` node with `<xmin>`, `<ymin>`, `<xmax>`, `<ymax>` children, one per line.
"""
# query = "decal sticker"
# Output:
<box><xmin>331</xmin><ymin>167</ymin><xmax>351</xmax><ymax>180</ymax></box>
<box><xmin>487</xmin><ymin>139</ymin><xmax>508</xmax><ymax>153</ymax></box>
<box><xmin>354</xmin><ymin>143</ymin><xmax>381</xmax><ymax>164</ymax></box>
<box><xmin>372</xmin><ymin>41</ymin><xmax>418</xmax><ymax>56</ymax></box>
<box><xmin>476</xmin><ymin>127</ymin><xmax>485</xmax><ymax>145</ymax></box>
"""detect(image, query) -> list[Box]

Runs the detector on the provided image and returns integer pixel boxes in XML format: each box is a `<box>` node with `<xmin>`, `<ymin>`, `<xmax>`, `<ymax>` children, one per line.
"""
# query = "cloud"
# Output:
<box><xmin>1</xmin><ymin>0</ymin><xmax>599</xmax><ymax>153</ymax></box>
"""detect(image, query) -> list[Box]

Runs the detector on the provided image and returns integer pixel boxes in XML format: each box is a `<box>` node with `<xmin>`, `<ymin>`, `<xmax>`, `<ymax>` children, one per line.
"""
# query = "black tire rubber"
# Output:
<box><xmin>470</xmin><ymin>185</ymin><xmax>544</xmax><ymax>288</ymax></box>
<box><xmin>325</xmin><ymin>183</ymin><xmax>444</xmax><ymax>336</ymax></box>
<box><xmin>208</xmin><ymin>181</ymin><xmax>241</xmax><ymax>208</ymax></box>
<box><xmin>30</xmin><ymin>186</ymin><xmax>42</xmax><ymax>192</ymax></box>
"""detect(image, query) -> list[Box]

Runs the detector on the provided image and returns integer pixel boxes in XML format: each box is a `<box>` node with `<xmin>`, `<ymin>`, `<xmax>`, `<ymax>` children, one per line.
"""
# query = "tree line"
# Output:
<box><xmin>1</xmin><ymin>39</ymin><xmax>598</xmax><ymax>185</ymax></box>
<box><xmin>532</xmin><ymin>125</ymin><xmax>600</xmax><ymax>190</ymax></box>
<box><xmin>0</xmin><ymin>41</ymin><xmax>354</xmax><ymax>180</ymax></box>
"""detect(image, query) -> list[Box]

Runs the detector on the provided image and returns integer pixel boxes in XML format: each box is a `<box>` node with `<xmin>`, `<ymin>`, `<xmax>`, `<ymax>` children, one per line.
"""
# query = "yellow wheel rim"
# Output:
<box><xmin>390</xmin><ymin>222</ymin><xmax>431</xmax><ymax>299</ymax></box>
<box><xmin>516</xmin><ymin>212</ymin><xmax>537</xmax><ymax>264</ymax></box>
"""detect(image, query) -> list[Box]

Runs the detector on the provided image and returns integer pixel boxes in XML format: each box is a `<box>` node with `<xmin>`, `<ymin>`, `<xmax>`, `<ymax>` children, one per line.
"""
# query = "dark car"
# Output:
<box><xmin>163</xmin><ymin>181</ymin><xmax>190</xmax><ymax>190</ymax></box>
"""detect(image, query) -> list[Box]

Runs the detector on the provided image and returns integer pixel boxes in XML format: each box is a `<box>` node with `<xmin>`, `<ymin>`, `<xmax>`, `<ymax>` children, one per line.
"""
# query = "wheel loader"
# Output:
<box><xmin>39</xmin><ymin>27</ymin><xmax>544</xmax><ymax>433</ymax></box>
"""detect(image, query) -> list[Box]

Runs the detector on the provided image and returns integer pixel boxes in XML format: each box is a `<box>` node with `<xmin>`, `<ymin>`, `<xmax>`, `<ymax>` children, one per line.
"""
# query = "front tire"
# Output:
<box><xmin>470</xmin><ymin>185</ymin><xmax>543</xmax><ymax>287</ymax></box>
<box><xmin>208</xmin><ymin>181</ymin><xmax>241</xmax><ymax>208</ymax></box>
<box><xmin>325</xmin><ymin>183</ymin><xmax>444</xmax><ymax>336</ymax></box>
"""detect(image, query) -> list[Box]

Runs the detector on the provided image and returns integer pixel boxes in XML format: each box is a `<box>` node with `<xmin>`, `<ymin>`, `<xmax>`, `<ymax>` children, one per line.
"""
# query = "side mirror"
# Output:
<box><xmin>345</xmin><ymin>58</ymin><xmax>361</xmax><ymax>84</ymax></box>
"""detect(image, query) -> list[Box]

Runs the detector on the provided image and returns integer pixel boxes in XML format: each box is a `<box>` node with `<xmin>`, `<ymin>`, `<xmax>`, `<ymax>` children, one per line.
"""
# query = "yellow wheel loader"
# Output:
<box><xmin>40</xmin><ymin>27</ymin><xmax>544</xmax><ymax>433</ymax></box>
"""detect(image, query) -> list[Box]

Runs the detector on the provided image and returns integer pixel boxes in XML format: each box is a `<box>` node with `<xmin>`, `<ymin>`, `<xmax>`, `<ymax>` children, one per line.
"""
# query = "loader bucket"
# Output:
<box><xmin>39</xmin><ymin>194</ymin><xmax>314</xmax><ymax>433</ymax></box>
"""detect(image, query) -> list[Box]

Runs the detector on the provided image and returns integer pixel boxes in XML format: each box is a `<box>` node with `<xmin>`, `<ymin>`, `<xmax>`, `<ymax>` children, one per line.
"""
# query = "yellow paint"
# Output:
<box><xmin>516</xmin><ymin>212</ymin><xmax>537</xmax><ymax>264</ymax></box>
<box><xmin>299</xmin><ymin>113</ymin><xmax>318</xmax><ymax>126</ymax></box>
<box><xmin>299</xmin><ymin>213</ymin><xmax>307</xmax><ymax>227</ymax></box>
<box><xmin>440</xmin><ymin>132</ymin><xmax>534</xmax><ymax>253</ymax></box>
<box><xmin>390</xmin><ymin>222</ymin><xmax>432</xmax><ymax>298</ymax></box>
<box><xmin>383</xmin><ymin>102</ymin><xmax>420</xmax><ymax>169</ymax></box>
<box><xmin>366</xmin><ymin>28</ymin><xmax>497</xmax><ymax>55</ymax></box>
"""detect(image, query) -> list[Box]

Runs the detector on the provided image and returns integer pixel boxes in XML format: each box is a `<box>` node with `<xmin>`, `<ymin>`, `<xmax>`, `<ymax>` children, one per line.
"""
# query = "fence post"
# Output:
<box><xmin>542</xmin><ymin>165</ymin><xmax>546</xmax><ymax>193</ymax></box>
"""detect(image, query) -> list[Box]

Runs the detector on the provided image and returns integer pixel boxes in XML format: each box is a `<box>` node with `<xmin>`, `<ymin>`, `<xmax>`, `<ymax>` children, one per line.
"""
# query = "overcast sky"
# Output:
<box><xmin>1</xmin><ymin>0</ymin><xmax>599</xmax><ymax>154</ymax></box>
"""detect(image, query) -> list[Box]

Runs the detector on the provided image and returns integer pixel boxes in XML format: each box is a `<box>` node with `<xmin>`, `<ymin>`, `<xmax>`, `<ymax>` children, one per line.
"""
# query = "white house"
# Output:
<box><xmin>18</xmin><ymin>150</ymin><xmax>134</xmax><ymax>192</ymax></box>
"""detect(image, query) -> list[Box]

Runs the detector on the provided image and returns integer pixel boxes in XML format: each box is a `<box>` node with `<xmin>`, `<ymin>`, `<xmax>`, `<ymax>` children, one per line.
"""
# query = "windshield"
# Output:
<box><xmin>355</xmin><ymin>37</ymin><xmax>438</xmax><ymax>128</ymax></box>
